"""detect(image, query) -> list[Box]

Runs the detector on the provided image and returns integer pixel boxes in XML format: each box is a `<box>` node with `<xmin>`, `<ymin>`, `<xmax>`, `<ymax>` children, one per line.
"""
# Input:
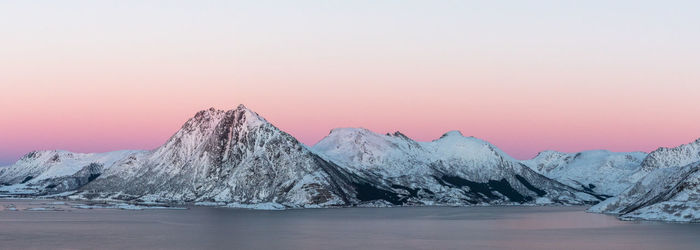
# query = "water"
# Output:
<box><xmin>0</xmin><ymin>199</ymin><xmax>698</xmax><ymax>250</ymax></box>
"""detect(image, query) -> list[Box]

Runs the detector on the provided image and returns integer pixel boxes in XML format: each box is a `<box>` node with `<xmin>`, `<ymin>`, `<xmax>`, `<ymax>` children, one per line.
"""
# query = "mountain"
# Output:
<box><xmin>75</xmin><ymin>105</ymin><xmax>391</xmax><ymax>208</ymax></box>
<box><xmin>588</xmin><ymin>161</ymin><xmax>699</xmax><ymax>222</ymax></box>
<box><xmin>522</xmin><ymin>150</ymin><xmax>647</xmax><ymax>196</ymax></box>
<box><xmin>312</xmin><ymin>128</ymin><xmax>600</xmax><ymax>206</ymax></box>
<box><xmin>641</xmin><ymin>138</ymin><xmax>700</xmax><ymax>171</ymax></box>
<box><xmin>588</xmin><ymin>138</ymin><xmax>700</xmax><ymax>222</ymax></box>
<box><xmin>0</xmin><ymin>150</ymin><xmax>140</xmax><ymax>196</ymax></box>
<box><xmin>2</xmin><ymin>105</ymin><xmax>697</xmax><ymax>216</ymax></box>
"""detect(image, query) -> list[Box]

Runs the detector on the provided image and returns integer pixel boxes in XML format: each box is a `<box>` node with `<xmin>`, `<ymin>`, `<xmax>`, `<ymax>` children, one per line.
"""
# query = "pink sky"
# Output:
<box><xmin>1</xmin><ymin>1</ymin><xmax>699</xmax><ymax>164</ymax></box>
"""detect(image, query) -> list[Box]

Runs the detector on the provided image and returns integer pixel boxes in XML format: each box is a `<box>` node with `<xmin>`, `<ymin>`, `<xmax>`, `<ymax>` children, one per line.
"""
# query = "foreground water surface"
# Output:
<box><xmin>0</xmin><ymin>199</ymin><xmax>698</xmax><ymax>250</ymax></box>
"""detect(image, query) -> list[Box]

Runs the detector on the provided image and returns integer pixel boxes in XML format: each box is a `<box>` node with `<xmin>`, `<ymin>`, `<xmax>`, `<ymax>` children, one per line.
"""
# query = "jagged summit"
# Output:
<box><xmin>641</xmin><ymin>137</ymin><xmax>700</xmax><ymax>171</ymax></box>
<box><xmin>386</xmin><ymin>131</ymin><xmax>412</xmax><ymax>140</ymax></box>
<box><xmin>439</xmin><ymin>130</ymin><xmax>464</xmax><ymax>139</ymax></box>
<box><xmin>327</xmin><ymin>127</ymin><xmax>375</xmax><ymax>136</ymax></box>
<box><xmin>188</xmin><ymin>105</ymin><xmax>266</xmax><ymax>126</ymax></box>
<box><xmin>434</xmin><ymin>131</ymin><xmax>486</xmax><ymax>149</ymax></box>
<box><xmin>530</xmin><ymin>150</ymin><xmax>567</xmax><ymax>160</ymax></box>
<box><xmin>161</xmin><ymin>105</ymin><xmax>269</xmax><ymax>153</ymax></box>
<box><xmin>18</xmin><ymin>150</ymin><xmax>71</xmax><ymax>161</ymax></box>
<box><xmin>319</xmin><ymin>128</ymin><xmax>424</xmax><ymax>151</ymax></box>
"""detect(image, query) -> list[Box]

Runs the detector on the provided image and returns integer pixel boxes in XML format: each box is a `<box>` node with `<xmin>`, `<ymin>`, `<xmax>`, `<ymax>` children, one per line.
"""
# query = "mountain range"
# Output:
<box><xmin>1</xmin><ymin>105</ymin><xmax>697</xmax><ymax>222</ymax></box>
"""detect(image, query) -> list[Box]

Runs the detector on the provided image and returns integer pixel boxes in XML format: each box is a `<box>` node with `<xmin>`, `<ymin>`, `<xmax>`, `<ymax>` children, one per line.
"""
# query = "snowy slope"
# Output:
<box><xmin>312</xmin><ymin>128</ymin><xmax>433</xmax><ymax>178</ymax></box>
<box><xmin>586</xmin><ymin>138</ymin><xmax>700</xmax><ymax>222</ymax></box>
<box><xmin>523</xmin><ymin>150</ymin><xmax>647</xmax><ymax>196</ymax></box>
<box><xmin>641</xmin><ymin>138</ymin><xmax>700</xmax><ymax>171</ymax></box>
<box><xmin>77</xmin><ymin>105</ymin><xmax>380</xmax><ymax>208</ymax></box>
<box><xmin>313</xmin><ymin>128</ymin><xmax>600</xmax><ymax>206</ymax></box>
<box><xmin>588</xmin><ymin>161</ymin><xmax>699</xmax><ymax>222</ymax></box>
<box><xmin>0</xmin><ymin>150</ymin><xmax>141</xmax><ymax>195</ymax></box>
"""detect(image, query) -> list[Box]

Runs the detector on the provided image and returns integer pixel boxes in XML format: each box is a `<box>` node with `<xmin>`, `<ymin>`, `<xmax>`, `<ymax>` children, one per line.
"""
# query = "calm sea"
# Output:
<box><xmin>1</xmin><ymin>199</ymin><xmax>698</xmax><ymax>250</ymax></box>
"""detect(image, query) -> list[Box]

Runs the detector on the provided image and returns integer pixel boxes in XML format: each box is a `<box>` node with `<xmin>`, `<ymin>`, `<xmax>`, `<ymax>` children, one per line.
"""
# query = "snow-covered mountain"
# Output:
<box><xmin>586</xmin><ymin>138</ymin><xmax>700</xmax><ymax>222</ymax></box>
<box><xmin>312</xmin><ymin>128</ymin><xmax>600</xmax><ymax>206</ymax></box>
<box><xmin>523</xmin><ymin>150</ymin><xmax>647</xmax><ymax>196</ymax></box>
<box><xmin>588</xmin><ymin>161</ymin><xmax>699</xmax><ymax>222</ymax></box>
<box><xmin>0</xmin><ymin>150</ymin><xmax>140</xmax><ymax>195</ymax></box>
<box><xmin>640</xmin><ymin>138</ymin><xmax>700</xmax><ymax>171</ymax></box>
<box><xmin>2</xmin><ymin>104</ymin><xmax>697</xmax><ymax>217</ymax></box>
<box><xmin>76</xmin><ymin>105</ymin><xmax>391</xmax><ymax>208</ymax></box>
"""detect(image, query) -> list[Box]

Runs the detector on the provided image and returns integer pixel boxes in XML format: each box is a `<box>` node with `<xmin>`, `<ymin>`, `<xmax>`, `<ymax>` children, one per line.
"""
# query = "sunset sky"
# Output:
<box><xmin>1</xmin><ymin>1</ymin><xmax>699</xmax><ymax>165</ymax></box>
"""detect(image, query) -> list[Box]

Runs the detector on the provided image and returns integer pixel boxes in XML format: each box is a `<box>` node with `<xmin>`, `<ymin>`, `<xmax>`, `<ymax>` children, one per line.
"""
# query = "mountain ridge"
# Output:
<box><xmin>312</xmin><ymin>127</ymin><xmax>600</xmax><ymax>206</ymax></box>
<box><xmin>0</xmin><ymin>105</ymin><xmax>697</xmax><ymax>221</ymax></box>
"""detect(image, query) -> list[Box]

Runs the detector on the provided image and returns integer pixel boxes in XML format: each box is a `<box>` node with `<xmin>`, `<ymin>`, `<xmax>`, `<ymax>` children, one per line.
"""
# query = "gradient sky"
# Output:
<box><xmin>1</xmin><ymin>1</ymin><xmax>699</xmax><ymax>165</ymax></box>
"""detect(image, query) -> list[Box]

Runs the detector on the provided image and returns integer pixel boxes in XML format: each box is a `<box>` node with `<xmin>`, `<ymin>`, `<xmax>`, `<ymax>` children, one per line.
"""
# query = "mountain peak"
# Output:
<box><xmin>191</xmin><ymin>104</ymin><xmax>257</xmax><ymax>122</ymax></box>
<box><xmin>229</xmin><ymin>105</ymin><xmax>267</xmax><ymax>127</ymax></box>
<box><xmin>439</xmin><ymin>130</ymin><xmax>464</xmax><ymax>139</ymax></box>
<box><xmin>387</xmin><ymin>131</ymin><xmax>410</xmax><ymax>140</ymax></box>
<box><xmin>531</xmin><ymin>150</ymin><xmax>566</xmax><ymax>159</ymax></box>
<box><xmin>159</xmin><ymin>105</ymin><xmax>268</xmax><ymax>157</ymax></box>
<box><xmin>328</xmin><ymin>127</ymin><xmax>374</xmax><ymax>136</ymax></box>
<box><xmin>641</xmin><ymin>137</ymin><xmax>700</xmax><ymax>171</ymax></box>
<box><xmin>193</xmin><ymin>107</ymin><xmax>225</xmax><ymax>120</ymax></box>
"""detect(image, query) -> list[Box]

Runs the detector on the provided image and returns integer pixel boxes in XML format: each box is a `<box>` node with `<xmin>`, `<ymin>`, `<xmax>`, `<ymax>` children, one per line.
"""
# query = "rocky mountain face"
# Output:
<box><xmin>522</xmin><ymin>150</ymin><xmax>647</xmax><ymax>196</ymax></box>
<box><xmin>76</xmin><ymin>105</ymin><xmax>392</xmax><ymax>208</ymax></box>
<box><xmin>312</xmin><ymin>128</ymin><xmax>600</xmax><ymax>206</ymax></box>
<box><xmin>640</xmin><ymin>138</ymin><xmax>700</xmax><ymax>171</ymax></box>
<box><xmin>588</xmin><ymin>162</ymin><xmax>699</xmax><ymax>222</ymax></box>
<box><xmin>585</xmin><ymin>138</ymin><xmax>700</xmax><ymax>222</ymax></box>
<box><xmin>0</xmin><ymin>150</ymin><xmax>140</xmax><ymax>196</ymax></box>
